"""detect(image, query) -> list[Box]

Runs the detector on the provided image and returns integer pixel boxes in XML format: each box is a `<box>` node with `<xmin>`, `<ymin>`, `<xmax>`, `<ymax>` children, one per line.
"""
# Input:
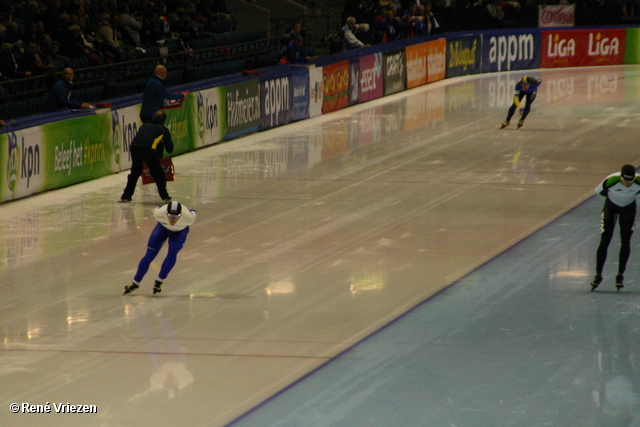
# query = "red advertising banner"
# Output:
<box><xmin>426</xmin><ymin>38</ymin><xmax>447</xmax><ymax>83</ymax></box>
<box><xmin>322</xmin><ymin>61</ymin><xmax>350</xmax><ymax>114</ymax></box>
<box><xmin>406</xmin><ymin>42</ymin><xmax>428</xmax><ymax>89</ymax></box>
<box><xmin>541</xmin><ymin>29</ymin><xmax>625</xmax><ymax>68</ymax></box>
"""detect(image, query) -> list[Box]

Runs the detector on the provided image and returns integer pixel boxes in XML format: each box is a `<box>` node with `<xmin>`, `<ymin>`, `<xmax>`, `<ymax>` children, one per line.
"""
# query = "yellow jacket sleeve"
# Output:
<box><xmin>514</xmin><ymin>95</ymin><xmax>522</xmax><ymax>109</ymax></box>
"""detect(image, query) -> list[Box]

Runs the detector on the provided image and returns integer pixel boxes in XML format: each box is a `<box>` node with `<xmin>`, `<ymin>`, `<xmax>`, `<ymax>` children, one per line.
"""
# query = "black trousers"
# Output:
<box><xmin>595</xmin><ymin>198</ymin><xmax>636</xmax><ymax>275</ymax></box>
<box><xmin>506</xmin><ymin>90</ymin><xmax>537</xmax><ymax>122</ymax></box>
<box><xmin>121</xmin><ymin>145</ymin><xmax>169</xmax><ymax>200</ymax></box>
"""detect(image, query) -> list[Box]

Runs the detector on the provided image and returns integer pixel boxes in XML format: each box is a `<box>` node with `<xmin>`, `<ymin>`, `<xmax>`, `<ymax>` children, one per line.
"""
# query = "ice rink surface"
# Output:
<box><xmin>2</xmin><ymin>66</ymin><xmax>640</xmax><ymax>426</ymax></box>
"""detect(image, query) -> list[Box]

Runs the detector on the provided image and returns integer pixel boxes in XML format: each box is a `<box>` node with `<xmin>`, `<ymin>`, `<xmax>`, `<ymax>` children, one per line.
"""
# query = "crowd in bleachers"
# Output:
<box><xmin>0</xmin><ymin>0</ymin><xmax>234</xmax><ymax>81</ymax></box>
<box><xmin>335</xmin><ymin>0</ymin><xmax>638</xmax><ymax>52</ymax></box>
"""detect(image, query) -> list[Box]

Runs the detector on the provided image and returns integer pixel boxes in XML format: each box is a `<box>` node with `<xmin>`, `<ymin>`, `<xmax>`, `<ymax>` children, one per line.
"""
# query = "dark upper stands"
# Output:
<box><xmin>0</xmin><ymin>0</ymin><xmax>635</xmax><ymax>122</ymax></box>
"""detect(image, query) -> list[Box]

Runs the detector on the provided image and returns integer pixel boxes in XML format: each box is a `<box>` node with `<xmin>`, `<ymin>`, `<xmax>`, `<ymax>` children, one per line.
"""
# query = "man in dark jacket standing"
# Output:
<box><xmin>140</xmin><ymin>65</ymin><xmax>185</xmax><ymax>123</ymax></box>
<box><xmin>120</xmin><ymin>110</ymin><xmax>174</xmax><ymax>203</ymax></box>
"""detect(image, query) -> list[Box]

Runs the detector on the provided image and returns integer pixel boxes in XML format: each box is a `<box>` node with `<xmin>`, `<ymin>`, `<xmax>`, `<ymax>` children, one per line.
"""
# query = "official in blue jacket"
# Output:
<box><xmin>139</xmin><ymin>65</ymin><xmax>185</xmax><ymax>123</ymax></box>
<box><xmin>48</xmin><ymin>68</ymin><xmax>93</xmax><ymax>111</ymax></box>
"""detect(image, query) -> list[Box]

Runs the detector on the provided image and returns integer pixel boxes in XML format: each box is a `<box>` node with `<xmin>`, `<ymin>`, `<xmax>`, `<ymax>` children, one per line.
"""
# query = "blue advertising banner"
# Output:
<box><xmin>290</xmin><ymin>68</ymin><xmax>310</xmax><ymax>122</ymax></box>
<box><xmin>446</xmin><ymin>35</ymin><xmax>482</xmax><ymax>78</ymax></box>
<box><xmin>225</xmin><ymin>78</ymin><xmax>261</xmax><ymax>139</ymax></box>
<box><xmin>481</xmin><ymin>29</ymin><xmax>541</xmax><ymax>73</ymax></box>
<box><xmin>260</xmin><ymin>74</ymin><xmax>293</xmax><ymax>130</ymax></box>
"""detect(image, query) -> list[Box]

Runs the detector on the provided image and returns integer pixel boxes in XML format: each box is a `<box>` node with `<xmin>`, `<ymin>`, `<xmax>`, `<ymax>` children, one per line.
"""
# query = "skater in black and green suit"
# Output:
<box><xmin>591</xmin><ymin>164</ymin><xmax>640</xmax><ymax>291</ymax></box>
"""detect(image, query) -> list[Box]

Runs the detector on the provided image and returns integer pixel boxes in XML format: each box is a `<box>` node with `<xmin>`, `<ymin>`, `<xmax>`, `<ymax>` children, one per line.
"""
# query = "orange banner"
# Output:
<box><xmin>406</xmin><ymin>43</ymin><xmax>428</xmax><ymax>89</ymax></box>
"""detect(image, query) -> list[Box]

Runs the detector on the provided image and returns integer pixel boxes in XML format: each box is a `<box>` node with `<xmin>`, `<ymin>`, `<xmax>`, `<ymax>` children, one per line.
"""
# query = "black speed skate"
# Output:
<box><xmin>123</xmin><ymin>282</ymin><xmax>139</xmax><ymax>295</ymax></box>
<box><xmin>590</xmin><ymin>274</ymin><xmax>602</xmax><ymax>292</ymax></box>
<box><xmin>616</xmin><ymin>274</ymin><xmax>624</xmax><ymax>291</ymax></box>
<box><xmin>153</xmin><ymin>280</ymin><xmax>162</xmax><ymax>295</ymax></box>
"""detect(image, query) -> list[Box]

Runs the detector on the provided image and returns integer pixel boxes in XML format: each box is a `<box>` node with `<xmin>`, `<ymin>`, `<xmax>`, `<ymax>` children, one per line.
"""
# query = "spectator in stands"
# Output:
<box><xmin>118</xmin><ymin>4</ymin><xmax>143</xmax><ymax>48</ymax></box>
<box><xmin>20</xmin><ymin>40</ymin><xmax>58</xmax><ymax>75</ymax></box>
<box><xmin>343</xmin><ymin>0</ymin><xmax>377</xmax><ymax>24</ymax></box>
<box><xmin>375</xmin><ymin>8</ymin><xmax>400</xmax><ymax>43</ymax></box>
<box><xmin>0</xmin><ymin>42</ymin><xmax>32</xmax><ymax>79</ymax></box>
<box><xmin>51</xmin><ymin>13</ymin><xmax>72</xmax><ymax>44</ymax></box>
<box><xmin>43</xmin><ymin>38</ymin><xmax>71</xmax><ymax>69</ymax></box>
<box><xmin>281</xmin><ymin>21</ymin><xmax>305</xmax><ymax>47</ymax></box>
<box><xmin>58</xmin><ymin>24</ymin><xmax>99</xmax><ymax>61</ymax></box>
<box><xmin>0</xmin><ymin>25</ymin><xmax>7</xmax><ymax>47</ymax></box>
<box><xmin>94</xmin><ymin>14</ymin><xmax>122</xmax><ymax>62</ymax></box>
<box><xmin>23</xmin><ymin>21</ymin><xmax>47</xmax><ymax>46</ymax></box>
<box><xmin>141</xmin><ymin>10</ymin><xmax>165</xmax><ymax>46</ymax></box>
<box><xmin>423</xmin><ymin>3</ymin><xmax>441</xmax><ymax>35</ymax></box>
<box><xmin>399</xmin><ymin>4</ymin><xmax>419</xmax><ymax>38</ymax></box>
<box><xmin>12</xmin><ymin>3</ymin><xmax>27</xmax><ymax>37</ymax></box>
<box><xmin>48</xmin><ymin>67</ymin><xmax>93</xmax><ymax>110</ymax></box>
<box><xmin>4</xmin><ymin>21</ymin><xmax>22</xmax><ymax>45</ymax></box>
<box><xmin>173</xmin><ymin>7</ymin><xmax>200</xmax><ymax>42</ymax></box>
<box><xmin>194</xmin><ymin>0</ymin><xmax>230</xmax><ymax>30</ymax></box>
<box><xmin>279</xmin><ymin>33</ymin><xmax>311</xmax><ymax>64</ymax></box>
<box><xmin>72</xmin><ymin>3</ymin><xmax>92</xmax><ymax>34</ymax></box>
<box><xmin>485</xmin><ymin>0</ymin><xmax>506</xmax><ymax>28</ymax></box>
<box><xmin>140</xmin><ymin>64</ymin><xmax>185</xmax><ymax>123</ymax></box>
<box><xmin>25</xmin><ymin>0</ymin><xmax>44</xmax><ymax>28</ymax></box>
<box><xmin>341</xmin><ymin>16</ymin><xmax>370</xmax><ymax>50</ymax></box>
<box><xmin>622</xmin><ymin>0</ymin><xmax>635</xmax><ymax>19</ymax></box>
<box><xmin>410</xmin><ymin>7</ymin><xmax>427</xmax><ymax>36</ymax></box>
<box><xmin>41</xmin><ymin>0</ymin><xmax>63</xmax><ymax>35</ymax></box>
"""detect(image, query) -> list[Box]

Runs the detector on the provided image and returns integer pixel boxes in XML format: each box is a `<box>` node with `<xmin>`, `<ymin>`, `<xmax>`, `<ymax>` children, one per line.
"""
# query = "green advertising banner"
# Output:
<box><xmin>625</xmin><ymin>28</ymin><xmax>640</xmax><ymax>64</ymax></box>
<box><xmin>44</xmin><ymin>112</ymin><xmax>114</xmax><ymax>191</ymax></box>
<box><xmin>165</xmin><ymin>95</ymin><xmax>195</xmax><ymax>155</ymax></box>
<box><xmin>189</xmin><ymin>87</ymin><xmax>227</xmax><ymax>149</ymax></box>
<box><xmin>0</xmin><ymin>112</ymin><xmax>114</xmax><ymax>202</ymax></box>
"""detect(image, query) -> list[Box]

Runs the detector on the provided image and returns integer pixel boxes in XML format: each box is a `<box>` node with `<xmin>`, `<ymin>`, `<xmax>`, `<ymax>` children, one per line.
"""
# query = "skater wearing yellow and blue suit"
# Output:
<box><xmin>500</xmin><ymin>76</ymin><xmax>542</xmax><ymax>129</ymax></box>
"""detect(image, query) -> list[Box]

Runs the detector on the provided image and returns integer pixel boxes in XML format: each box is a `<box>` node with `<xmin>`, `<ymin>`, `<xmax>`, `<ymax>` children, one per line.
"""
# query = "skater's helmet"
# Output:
<box><xmin>621</xmin><ymin>164</ymin><xmax>636</xmax><ymax>181</ymax></box>
<box><xmin>167</xmin><ymin>201</ymin><xmax>182</xmax><ymax>216</ymax></box>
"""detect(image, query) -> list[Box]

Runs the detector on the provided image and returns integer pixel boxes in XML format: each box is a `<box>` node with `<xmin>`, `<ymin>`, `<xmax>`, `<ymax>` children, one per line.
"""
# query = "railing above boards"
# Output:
<box><xmin>0</xmin><ymin>35</ymin><xmax>283</xmax><ymax>105</ymax></box>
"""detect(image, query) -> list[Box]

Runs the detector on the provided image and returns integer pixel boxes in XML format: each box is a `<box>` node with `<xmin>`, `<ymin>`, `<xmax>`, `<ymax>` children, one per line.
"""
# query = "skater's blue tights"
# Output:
<box><xmin>134</xmin><ymin>223</ymin><xmax>189</xmax><ymax>283</ymax></box>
